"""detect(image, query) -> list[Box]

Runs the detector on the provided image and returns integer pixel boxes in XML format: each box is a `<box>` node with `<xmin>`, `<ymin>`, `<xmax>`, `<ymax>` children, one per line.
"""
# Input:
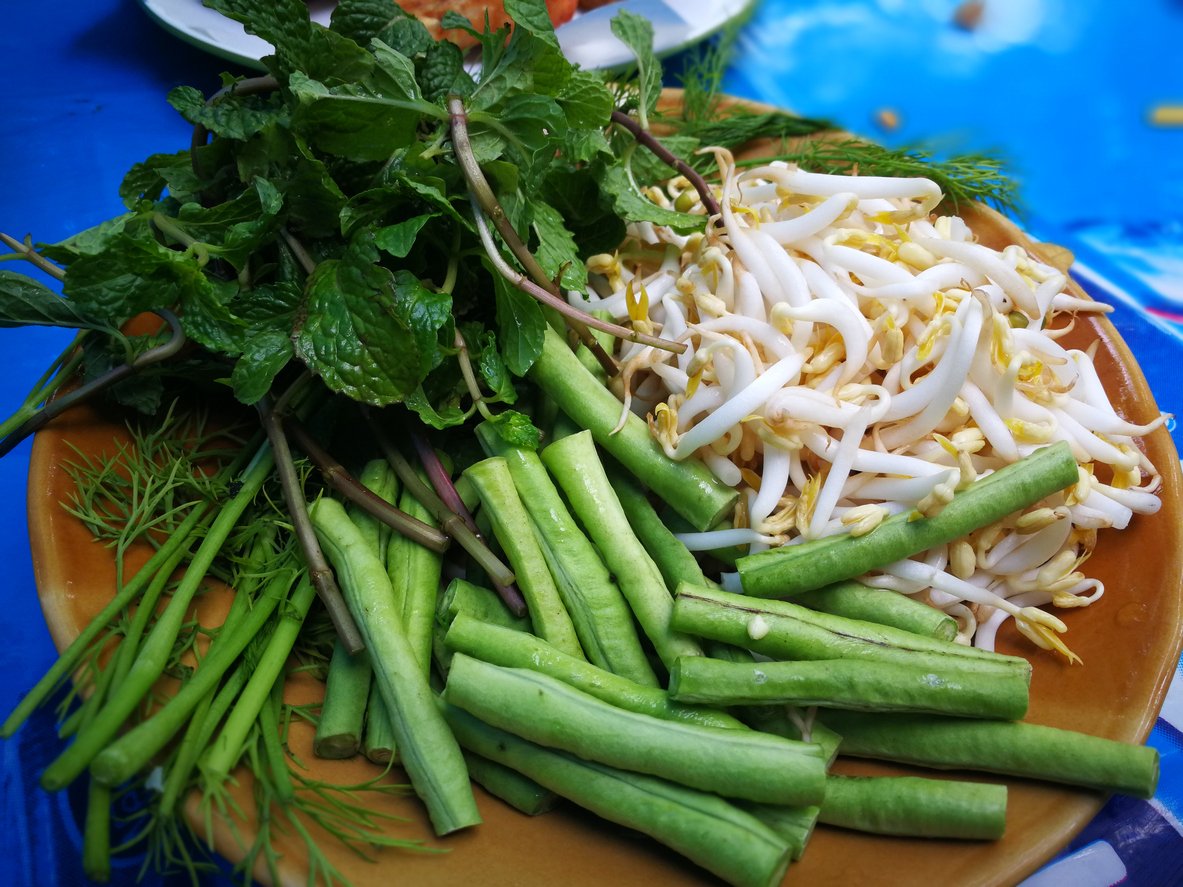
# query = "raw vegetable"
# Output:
<box><xmin>443</xmin><ymin>653</ymin><xmax>827</xmax><ymax>806</ymax></box>
<box><xmin>442</xmin><ymin>701</ymin><xmax>794</xmax><ymax>887</ymax></box>
<box><xmin>445</xmin><ymin>614</ymin><xmax>746</xmax><ymax>730</ymax></box>
<box><xmin>671</xmin><ymin>583</ymin><xmax>1031</xmax><ymax>678</ymax></box>
<box><xmin>463</xmin><ymin>456</ymin><xmax>584</xmax><ymax>657</ymax></box>
<box><xmin>0</xmin><ymin>0</ymin><xmax>1165</xmax><ymax>880</ymax></box>
<box><xmin>541</xmin><ymin>430</ymin><xmax>703</xmax><ymax>668</ymax></box>
<box><xmin>737</xmin><ymin>441</ymin><xmax>1080</xmax><ymax>602</ymax></box>
<box><xmin>668</xmin><ymin>656</ymin><xmax>1030</xmax><ymax>720</ymax></box>
<box><xmin>819</xmin><ymin>775</ymin><xmax>1008</xmax><ymax>840</ymax></box>
<box><xmin>792</xmin><ymin>580</ymin><xmax>959</xmax><ymax>641</ymax></box>
<box><xmin>310</xmin><ymin>497</ymin><xmax>481</xmax><ymax>836</ymax></box>
<box><xmin>822</xmin><ymin>710</ymin><xmax>1159</xmax><ymax>799</ymax></box>
<box><xmin>529</xmin><ymin>328</ymin><xmax>738</xmax><ymax>531</ymax></box>
<box><xmin>462</xmin><ymin>752</ymin><xmax>558</xmax><ymax>816</ymax></box>
<box><xmin>473</xmin><ymin>423</ymin><xmax>658</xmax><ymax>684</ymax></box>
<box><xmin>314</xmin><ymin>639</ymin><xmax>372</xmax><ymax>759</ymax></box>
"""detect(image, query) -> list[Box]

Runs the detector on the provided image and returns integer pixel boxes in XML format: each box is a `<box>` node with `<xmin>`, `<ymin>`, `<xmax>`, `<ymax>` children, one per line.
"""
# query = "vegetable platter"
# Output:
<box><xmin>3</xmin><ymin>1</ymin><xmax>1181</xmax><ymax>885</ymax></box>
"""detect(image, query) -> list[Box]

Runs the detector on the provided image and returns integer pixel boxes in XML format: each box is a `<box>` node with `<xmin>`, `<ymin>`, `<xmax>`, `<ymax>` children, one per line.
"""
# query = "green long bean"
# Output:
<box><xmin>444</xmin><ymin>653</ymin><xmax>826</xmax><ymax>806</ymax></box>
<box><xmin>445</xmin><ymin>615</ymin><xmax>745</xmax><ymax>731</ymax></box>
<box><xmin>474</xmin><ymin>424</ymin><xmax>657</xmax><ymax>685</ymax></box>
<box><xmin>387</xmin><ymin>484</ymin><xmax>443</xmax><ymax>677</ymax></box>
<box><xmin>823</xmin><ymin>710</ymin><xmax>1159</xmax><ymax>798</ymax></box>
<box><xmin>672</xmin><ymin>583</ymin><xmax>1030</xmax><ymax>679</ymax></box>
<box><xmin>528</xmin><ymin>327</ymin><xmax>736</xmax><ymax>531</ymax></box>
<box><xmin>542</xmin><ymin>431</ymin><xmax>702</xmax><ymax>669</ymax></box>
<box><xmin>793</xmin><ymin>581</ymin><xmax>958</xmax><ymax>641</ymax></box>
<box><xmin>310</xmin><ymin>497</ymin><xmax>480</xmax><ymax>836</ymax></box>
<box><xmin>669</xmin><ymin>656</ymin><xmax>1029</xmax><ymax>720</ymax></box>
<box><xmin>738</xmin><ymin>441</ymin><xmax>1080</xmax><ymax>597</ymax></box>
<box><xmin>314</xmin><ymin>639</ymin><xmax>372</xmax><ymax>759</ymax></box>
<box><xmin>463</xmin><ymin>457</ymin><xmax>583</xmax><ymax>658</ymax></box>
<box><xmin>819</xmin><ymin>775</ymin><xmax>1007</xmax><ymax>840</ymax></box>
<box><xmin>442</xmin><ymin>702</ymin><xmax>794</xmax><ymax>887</ymax></box>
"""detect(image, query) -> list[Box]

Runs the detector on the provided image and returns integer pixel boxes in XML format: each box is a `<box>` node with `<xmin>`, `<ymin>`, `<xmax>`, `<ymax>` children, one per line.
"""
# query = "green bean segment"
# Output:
<box><xmin>463</xmin><ymin>457</ymin><xmax>583</xmax><ymax>658</ymax></box>
<box><xmin>475</xmin><ymin>425</ymin><xmax>657</xmax><ymax>685</ymax></box>
<box><xmin>823</xmin><ymin>711</ymin><xmax>1159</xmax><ymax>799</ymax></box>
<box><xmin>445</xmin><ymin>615</ymin><xmax>746</xmax><ymax>731</ymax></box>
<box><xmin>462</xmin><ymin>751</ymin><xmax>557</xmax><ymax>816</ymax></box>
<box><xmin>310</xmin><ymin>497</ymin><xmax>480</xmax><ymax>836</ymax></box>
<box><xmin>672</xmin><ymin>583</ymin><xmax>1030</xmax><ymax>679</ymax></box>
<box><xmin>442</xmin><ymin>703</ymin><xmax>793</xmax><ymax>887</ymax></box>
<box><xmin>528</xmin><ymin>326</ymin><xmax>737</xmax><ymax>532</ymax></box>
<box><xmin>444</xmin><ymin>653</ymin><xmax>826</xmax><ymax>806</ymax></box>
<box><xmin>742</xmin><ymin>803</ymin><xmax>819</xmax><ymax>860</ymax></box>
<box><xmin>737</xmin><ymin>441</ymin><xmax>1080</xmax><ymax>597</ymax></box>
<box><xmin>669</xmin><ymin>656</ymin><xmax>1029</xmax><ymax>720</ymax></box>
<box><xmin>313</xmin><ymin>639</ymin><xmax>371</xmax><ymax>759</ymax></box>
<box><xmin>793</xmin><ymin>581</ymin><xmax>958</xmax><ymax>641</ymax></box>
<box><xmin>387</xmin><ymin>485</ymin><xmax>443</xmax><ymax>677</ymax></box>
<box><xmin>820</xmin><ymin>775</ymin><xmax>1007</xmax><ymax>840</ymax></box>
<box><xmin>542</xmin><ymin>431</ymin><xmax>702</xmax><ymax>669</ymax></box>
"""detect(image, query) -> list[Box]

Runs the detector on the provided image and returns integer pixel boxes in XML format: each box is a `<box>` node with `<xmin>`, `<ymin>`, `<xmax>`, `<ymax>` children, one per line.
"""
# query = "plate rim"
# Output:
<box><xmin>134</xmin><ymin>0</ymin><xmax>760</xmax><ymax>73</ymax></box>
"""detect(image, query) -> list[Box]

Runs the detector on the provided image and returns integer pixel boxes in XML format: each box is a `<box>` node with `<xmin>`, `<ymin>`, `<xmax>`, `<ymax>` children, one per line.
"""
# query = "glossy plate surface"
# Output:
<box><xmin>136</xmin><ymin>0</ymin><xmax>755</xmax><ymax>72</ymax></box>
<box><xmin>27</xmin><ymin>99</ymin><xmax>1183</xmax><ymax>885</ymax></box>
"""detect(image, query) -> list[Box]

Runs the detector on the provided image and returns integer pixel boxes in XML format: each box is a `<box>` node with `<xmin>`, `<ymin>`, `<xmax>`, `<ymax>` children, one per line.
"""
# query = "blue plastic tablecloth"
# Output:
<box><xmin>1</xmin><ymin>2</ymin><xmax>1180</xmax><ymax>885</ymax></box>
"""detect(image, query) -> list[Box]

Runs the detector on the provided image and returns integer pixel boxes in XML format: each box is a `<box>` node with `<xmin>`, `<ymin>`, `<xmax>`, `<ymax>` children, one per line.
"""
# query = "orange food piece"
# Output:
<box><xmin>400</xmin><ymin>1</ymin><xmax>579</xmax><ymax>49</ymax></box>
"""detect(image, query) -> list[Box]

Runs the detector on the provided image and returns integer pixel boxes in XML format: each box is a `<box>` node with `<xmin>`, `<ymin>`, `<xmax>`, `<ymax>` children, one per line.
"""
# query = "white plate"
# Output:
<box><xmin>137</xmin><ymin>0</ymin><xmax>755</xmax><ymax>71</ymax></box>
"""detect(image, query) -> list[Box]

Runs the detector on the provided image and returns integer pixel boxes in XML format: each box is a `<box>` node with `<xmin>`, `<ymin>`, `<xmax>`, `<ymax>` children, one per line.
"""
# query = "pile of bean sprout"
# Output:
<box><xmin>575</xmin><ymin>149</ymin><xmax>1166</xmax><ymax>661</ymax></box>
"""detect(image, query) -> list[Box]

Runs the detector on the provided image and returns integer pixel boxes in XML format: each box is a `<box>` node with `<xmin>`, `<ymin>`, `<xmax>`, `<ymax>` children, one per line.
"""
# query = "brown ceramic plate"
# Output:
<box><xmin>26</xmin><ymin>95</ymin><xmax>1183</xmax><ymax>886</ymax></box>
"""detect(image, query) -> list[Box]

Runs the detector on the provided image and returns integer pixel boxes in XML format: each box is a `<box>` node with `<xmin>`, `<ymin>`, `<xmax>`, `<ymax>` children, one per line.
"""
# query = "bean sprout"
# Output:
<box><xmin>586</xmin><ymin>156</ymin><xmax>1166</xmax><ymax>661</ymax></box>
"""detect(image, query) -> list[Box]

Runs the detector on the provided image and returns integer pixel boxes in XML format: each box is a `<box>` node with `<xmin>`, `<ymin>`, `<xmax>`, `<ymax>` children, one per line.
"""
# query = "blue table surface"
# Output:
<box><xmin>1</xmin><ymin>2</ymin><xmax>1180</xmax><ymax>885</ymax></box>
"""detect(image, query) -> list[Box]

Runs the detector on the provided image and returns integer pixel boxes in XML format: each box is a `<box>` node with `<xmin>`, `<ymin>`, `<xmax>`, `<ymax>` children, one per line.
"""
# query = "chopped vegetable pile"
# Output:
<box><xmin>0</xmin><ymin>1</ymin><xmax>1170</xmax><ymax>885</ymax></box>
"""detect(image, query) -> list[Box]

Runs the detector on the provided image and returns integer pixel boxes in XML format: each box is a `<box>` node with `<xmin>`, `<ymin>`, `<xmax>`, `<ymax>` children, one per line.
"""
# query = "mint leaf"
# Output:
<box><xmin>41</xmin><ymin>213</ymin><xmax>138</xmax><ymax>265</ymax></box>
<box><xmin>0</xmin><ymin>271</ymin><xmax>113</xmax><ymax>331</ymax></box>
<box><xmin>418</xmin><ymin>41</ymin><xmax>471</xmax><ymax>102</ymax></box>
<box><xmin>495</xmin><ymin>93</ymin><xmax>567</xmax><ymax>172</ymax></box>
<box><xmin>169</xmin><ymin>177</ymin><xmax>284</xmax><ymax>269</ymax></box>
<box><xmin>179</xmin><ymin>278</ymin><xmax>247</xmax><ymax>355</ymax></box>
<box><xmin>490</xmin><ymin>270</ymin><xmax>545</xmax><ymax>376</ymax></box>
<box><xmin>627</xmin><ymin>133</ymin><xmax>701</xmax><ymax>187</ymax></box>
<box><xmin>557</xmin><ymin>70</ymin><xmax>614</xmax><ymax>130</ymax></box>
<box><xmin>463</xmin><ymin>322</ymin><xmax>516</xmax><ymax>404</ymax></box>
<box><xmin>406</xmin><ymin>382</ymin><xmax>471</xmax><ymax>429</ymax></box>
<box><xmin>504</xmin><ymin>0</ymin><xmax>560</xmax><ymax>47</ymax></box>
<box><xmin>294</xmin><ymin>255</ymin><xmax>450</xmax><ymax>404</ymax></box>
<box><xmin>487</xmin><ymin>408</ymin><xmax>541</xmax><ymax>449</ymax></box>
<box><xmin>370</xmin><ymin>40</ymin><xmax>423</xmax><ymax>101</ymax></box>
<box><xmin>288</xmin><ymin>72</ymin><xmax>427</xmax><ymax>161</ymax></box>
<box><xmin>530</xmin><ymin>201</ymin><xmax>586</xmax><ymax>292</ymax></box>
<box><xmin>374</xmin><ymin>214</ymin><xmax>435</xmax><ymax>258</ymax></box>
<box><xmin>231</xmin><ymin>328</ymin><xmax>293</xmax><ymax>404</ymax></box>
<box><xmin>62</xmin><ymin>231</ymin><xmax>212</xmax><ymax>323</ymax></box>
<box><xmin>167</xmin><ymin>85</ymin><xmax>288</xmax><ymax>140</ymax></box>
<box><xmin>543</xmin><ymin>168</ymin><xmax>626</xmax><ymax>258</ymax></box>
<box><xmin>205</xmin><ymin>0</ymin><xmax>315</xmax><ymax>76</ymax></box>
<box><xmin>610</xmin><ymin>10</ymin><xmax>660</xmax><ymax>127</ymax></box>
<box><xmin>330</xmin><ymin>0</ymin><xmax>433</xmax><ymax>58</ymax></box>
<box><xmin>599</xmin><ymin>164</ymin><xmax>705</xmax><ymax>234</ymax></box>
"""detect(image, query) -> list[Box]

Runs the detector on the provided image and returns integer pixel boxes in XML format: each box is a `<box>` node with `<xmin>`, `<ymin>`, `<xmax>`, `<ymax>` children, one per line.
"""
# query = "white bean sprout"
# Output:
<box><xmin>582</xmin><ymin>154</ymin><xmax>1168</xmax><ymax>661</ymax></box>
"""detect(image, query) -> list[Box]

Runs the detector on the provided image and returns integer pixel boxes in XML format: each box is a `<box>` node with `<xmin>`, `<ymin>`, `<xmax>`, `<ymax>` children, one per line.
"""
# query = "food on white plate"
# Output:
<box><xmin>397</xmin><ymin>0</ymin><xmax>579</xmax><ymax>48</ymax></box>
